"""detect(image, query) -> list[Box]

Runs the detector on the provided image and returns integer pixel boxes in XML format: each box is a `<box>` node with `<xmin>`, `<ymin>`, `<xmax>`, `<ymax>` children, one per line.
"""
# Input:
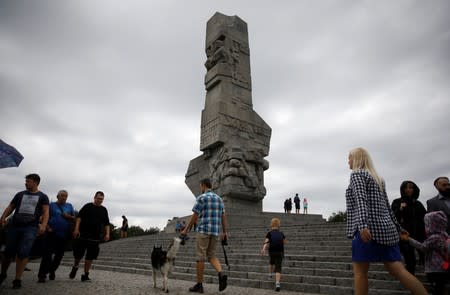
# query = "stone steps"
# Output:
<box><xmin>61</xmin><ymin>221</ymin><xmax>427</xmax><ymax>294</ymax></box>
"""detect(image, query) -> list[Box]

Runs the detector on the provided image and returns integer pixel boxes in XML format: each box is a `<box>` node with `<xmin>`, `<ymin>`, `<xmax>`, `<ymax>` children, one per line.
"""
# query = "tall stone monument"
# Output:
<box><xmin>185</xmin><ymin>12</ymin><xmax>271</xmax><ymax>213</ymax></box>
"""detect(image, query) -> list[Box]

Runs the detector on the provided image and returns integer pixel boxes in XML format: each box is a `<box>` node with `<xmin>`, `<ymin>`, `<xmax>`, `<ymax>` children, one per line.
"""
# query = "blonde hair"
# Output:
<box><xmin>271</xmin><ymin>218</ymin><xmax>280</xmax><ymax>228</ymax></box>
<box><xmin>349</xmin><ymin>147</ymin><xmax>383</xmax><ymax>189</ymax></box>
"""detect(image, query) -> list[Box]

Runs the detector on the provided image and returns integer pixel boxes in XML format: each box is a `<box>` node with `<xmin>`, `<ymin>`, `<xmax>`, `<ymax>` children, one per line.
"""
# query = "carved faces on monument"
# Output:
<box><xmin>211</xmin><ymin>146</ymin><xmax>267</xmax><ymax>200</ymax></box>
<box><xmin>204</xmin><ymin>35</ymin><xmax>250</xmax><ymax>90</ymax></box>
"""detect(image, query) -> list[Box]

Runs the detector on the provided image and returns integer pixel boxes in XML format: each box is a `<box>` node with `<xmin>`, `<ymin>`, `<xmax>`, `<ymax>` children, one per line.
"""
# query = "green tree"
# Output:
<box><xmin>109</xmin><ymin>223</ymin><xmax>120</xmax><ymax>241</ymax></box>
<box><xmin>144</xmin><ymin>227</ymin><xmax>160</xmax><ymax>235</ymax></box>
<box><xmin>107</xmin><ymin>223</ymin><xmax>160</xmax><ymax>241</ymax></box>
<box><xmin>328</xmin><ymin>211</ymin><xmax>347</xmax><ymax>222</ymax></box>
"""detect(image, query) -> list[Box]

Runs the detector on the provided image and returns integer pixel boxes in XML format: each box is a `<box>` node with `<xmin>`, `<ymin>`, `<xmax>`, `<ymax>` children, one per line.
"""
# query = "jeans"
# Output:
<box><xmin>5</xmin><ymin>225</ymin><xmax>38</xmax><ymax>259</ymax></box>
<box><xmin>38</xmin><ymin>232</ymin><xmax>67</xmax><ymax>277</ymax></box>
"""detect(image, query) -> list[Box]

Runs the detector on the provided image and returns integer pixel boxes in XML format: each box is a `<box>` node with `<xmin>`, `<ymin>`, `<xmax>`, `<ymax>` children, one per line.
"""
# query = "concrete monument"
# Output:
<box><xmin>185</xmin><ymin>12</ymin><xmax>271</xmax><ymax>213</ymax></box>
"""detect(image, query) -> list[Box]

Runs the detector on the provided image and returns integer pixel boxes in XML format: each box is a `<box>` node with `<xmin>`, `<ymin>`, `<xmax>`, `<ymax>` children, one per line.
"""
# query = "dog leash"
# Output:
<box><xmin>221</xmin><ymin>239</ymin><xmax>230</xmax><ymax>271</ymax></box>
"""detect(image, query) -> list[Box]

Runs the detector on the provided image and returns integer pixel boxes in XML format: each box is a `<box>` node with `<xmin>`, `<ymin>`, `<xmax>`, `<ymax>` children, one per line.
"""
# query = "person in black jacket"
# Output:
<box><xmin>391</xmin><ymin>180</ymin><xmax>426</xmax><ymax>275</ymax></box>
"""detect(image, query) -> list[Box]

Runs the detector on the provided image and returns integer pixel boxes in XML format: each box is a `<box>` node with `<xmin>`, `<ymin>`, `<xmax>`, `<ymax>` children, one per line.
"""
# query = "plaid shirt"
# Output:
<box><xmin>192</xmin><ymin>190</ymin><xmax>225</xmax><ymax>236</ymax></box>
<box><xmin>346</xmin><ymin>170</ymin><xmax>401</xmax><ymax>246</ymax></box>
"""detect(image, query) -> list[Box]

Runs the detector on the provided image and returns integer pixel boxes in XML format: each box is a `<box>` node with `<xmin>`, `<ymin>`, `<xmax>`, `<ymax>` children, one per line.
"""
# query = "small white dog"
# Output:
<box><xmin>151</xmin><ymin>237</ymin><xmax>181</xmax><ymax>293</ymax></box>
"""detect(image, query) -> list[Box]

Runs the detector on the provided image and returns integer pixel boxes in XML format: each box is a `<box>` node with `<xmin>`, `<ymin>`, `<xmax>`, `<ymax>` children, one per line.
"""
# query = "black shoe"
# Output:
<box><xmin>218</xmin><ymin>274</ymin><xmax>228</xmax><ymax>291</ymax></box>
<box><xmin>275</xmin><ymin>282</ymin><xmax>281</xmax><ymax>292</ymax></box>
<box><xmin>0</xmin><ymin>273</ymin><xmax>6</xmax><ymax>285</ymax></box>
<box><xmin>12</xmin><ymin>279</ymin><xmax>21</xmax><ymax>289</ymax></box>
<box><xmin>37</xmin><ymin>277</ymin><xmax>46</xmax><ymax>283</ymax></box>
<box><xmin>81</xmin><ymin>273</ymin><xmax>90</xmax><ymax>282</ymax></box>
<box><xmin>69</xmin><ymin>266</ymin><xmax>78</xmax><ymax>279</ymax></box>
<box><xmin>189</xmin><ymin>283</ymin><xmax>204</xmax><ymax>293</ymax></box>
<box><xmin>49</xmin><ymin>272</ymin><xmax>55</xmax><ymax>280</ymax></box>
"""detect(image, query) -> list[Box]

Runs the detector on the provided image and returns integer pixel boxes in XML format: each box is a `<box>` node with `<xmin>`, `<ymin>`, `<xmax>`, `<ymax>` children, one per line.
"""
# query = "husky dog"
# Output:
<box><xmin>151</xmin><ymin>237</ymin><xmax>181</xmax><ymax>293</ymax></box>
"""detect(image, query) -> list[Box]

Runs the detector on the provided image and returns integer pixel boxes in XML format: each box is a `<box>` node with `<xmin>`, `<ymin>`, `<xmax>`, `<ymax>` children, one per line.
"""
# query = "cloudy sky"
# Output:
<box><xmin>1</xmin><ymin>1</ymin><xmax>449</xmax><ymax>230</ymax></box>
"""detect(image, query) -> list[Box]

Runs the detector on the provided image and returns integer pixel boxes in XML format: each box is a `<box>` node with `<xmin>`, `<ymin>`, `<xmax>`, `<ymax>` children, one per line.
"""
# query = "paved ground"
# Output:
<box><xmin>0</xmin><ymin>262</ymin><xmax>318</xmax><ymax>295</ymax></box>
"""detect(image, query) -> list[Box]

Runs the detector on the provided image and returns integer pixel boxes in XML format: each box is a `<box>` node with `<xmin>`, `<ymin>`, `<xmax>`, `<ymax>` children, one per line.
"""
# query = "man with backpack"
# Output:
<box><xmin>260</xmin><ymin>218</ymin><xmax>286</xmax><ymax>292</ymax></box>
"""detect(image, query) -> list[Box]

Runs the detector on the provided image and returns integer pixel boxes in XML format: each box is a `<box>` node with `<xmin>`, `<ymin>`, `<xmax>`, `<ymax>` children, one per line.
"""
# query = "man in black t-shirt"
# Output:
<box><xmin>69</xmin><ymin>191</ymin><xmax>109</xmax><ymax>282</ymax></box>
<box><xmin>0</xmin><ymin>173</ymin><xmax>49</xmax><ymax>289</ymax></box>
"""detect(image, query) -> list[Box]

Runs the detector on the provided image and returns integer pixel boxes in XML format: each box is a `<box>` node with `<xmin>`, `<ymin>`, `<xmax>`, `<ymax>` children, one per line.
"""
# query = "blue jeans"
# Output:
<box><xmin>5</xmin><ymin>225</ymin><xmax>38</xmax><ymax>259</ymax></box>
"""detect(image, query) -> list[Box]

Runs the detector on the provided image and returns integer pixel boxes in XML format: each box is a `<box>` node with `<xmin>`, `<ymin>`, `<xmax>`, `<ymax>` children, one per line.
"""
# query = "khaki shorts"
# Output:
<box><xmin>196</xmin><ymin>233</ymin><xmax>219</xmax><ymax>262</ymax></box>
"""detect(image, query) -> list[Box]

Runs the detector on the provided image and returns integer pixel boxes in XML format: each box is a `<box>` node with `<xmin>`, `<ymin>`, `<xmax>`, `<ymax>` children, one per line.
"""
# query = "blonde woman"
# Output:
<box><xmin>346</xmin><ymin>147</ymin><xmax>427</xmax><ymax>295</ymax></box>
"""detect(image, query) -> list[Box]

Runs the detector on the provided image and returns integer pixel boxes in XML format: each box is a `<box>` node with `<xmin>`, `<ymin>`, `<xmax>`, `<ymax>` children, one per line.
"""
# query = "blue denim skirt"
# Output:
<box><xmin>352</xmin><ymin>232</ymin><xmax>401</xmax><ymax>262</ymax></box>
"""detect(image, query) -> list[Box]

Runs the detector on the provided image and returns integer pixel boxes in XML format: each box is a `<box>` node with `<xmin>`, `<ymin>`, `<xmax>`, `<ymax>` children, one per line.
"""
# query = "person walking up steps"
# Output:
<box><xmin>261</xmin><ymin>218</ymin><xmax>286</xmax><ymax>292</ymax></box>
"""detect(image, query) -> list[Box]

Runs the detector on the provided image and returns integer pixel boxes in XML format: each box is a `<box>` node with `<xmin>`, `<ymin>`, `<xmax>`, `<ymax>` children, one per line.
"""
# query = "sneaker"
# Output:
<box><xmin>275</xmin><ymin>282</ymin><xmax>281</xmax><ymax>292</ymax></box>
<box><xmin>0</xmin><ymin>273</ymin><xmax>6</xmax><ymax>285</ymax></box>
<box><xmin>49</xmin><ymin>272</ymin><xmax>55</xmax><ymax>280</ymax></box>
<box><xmin>188</xmin><ymin>283</ymin><xmax>204</xmax><ymax>293</ymax></box>
<box><xmin>69</xmin><ymin>266</ymin><xmax>78</xmax><ymax>279</ymax></box>
<box><xmin>218</xmin><ymin>274</ymin><xmax>228</xmax><ymax>291</ymax></box>
<box><xmin>81</xmin><ymin>273</ymin><xmax>90</xmax><ymax>282</ymax></box>
<box><xmin>268</xmin><ymin>273</ymin><xmax>273</xmax><ymax>280</ymax></box>
<box><xmin>12</xmin><ymin>279</ymin><xmax>22</xmax><ymax>289</ymax></box>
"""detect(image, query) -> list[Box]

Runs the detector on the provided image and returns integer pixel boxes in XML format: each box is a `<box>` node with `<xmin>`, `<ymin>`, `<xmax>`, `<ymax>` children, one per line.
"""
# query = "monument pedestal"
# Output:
<box><xmin>164</xmin><ymin>211</ymin><xmax>326</xmax><ymax>232</ymax></box>
<box><xmin>222</xmin><ymin>196</ymin><xmax>262</xmax><ymax>213</ymax></box>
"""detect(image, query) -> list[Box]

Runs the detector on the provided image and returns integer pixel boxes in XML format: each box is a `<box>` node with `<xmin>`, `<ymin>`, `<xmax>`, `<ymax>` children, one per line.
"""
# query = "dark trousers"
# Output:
<box><xmin>38</xmin><ymin>232</ymin><xmax>66</xmax><ymax>278</ymax></box>
<box><xmin>426</xmin><ymin>272</ymin><xmax>449</xmax><ymax>295</ymax></box>
<box><xmin>399</xmin><ymin>240</ymin><xmax>416</xmax><ymax>275</ymax></box>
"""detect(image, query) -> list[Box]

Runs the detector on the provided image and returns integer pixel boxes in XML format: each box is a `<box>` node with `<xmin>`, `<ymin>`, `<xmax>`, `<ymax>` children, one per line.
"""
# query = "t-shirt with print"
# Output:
<box><xmin>78</xmin><ymin>203</ymin><xmax>109</xmax><ymax>240</ymax></box>
<box><xmin>11</xmin><ymin>190</ymin><xmax>49</xmax><ymax>226</ymax></box>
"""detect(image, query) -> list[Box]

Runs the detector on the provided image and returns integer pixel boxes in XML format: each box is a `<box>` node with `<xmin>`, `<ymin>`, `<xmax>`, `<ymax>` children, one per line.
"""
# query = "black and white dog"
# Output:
<box><xmin>151</xmin><ymin>236</ymin><xmax>182</xmax><ymax>293</ymax></box>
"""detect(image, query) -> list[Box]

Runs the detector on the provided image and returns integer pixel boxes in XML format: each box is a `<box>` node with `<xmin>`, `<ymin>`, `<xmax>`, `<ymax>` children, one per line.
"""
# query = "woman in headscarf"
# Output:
<box><xmin>392</xmin><ymin>180</ymin><xmax>426</xmax><ymax>274</ymax></box>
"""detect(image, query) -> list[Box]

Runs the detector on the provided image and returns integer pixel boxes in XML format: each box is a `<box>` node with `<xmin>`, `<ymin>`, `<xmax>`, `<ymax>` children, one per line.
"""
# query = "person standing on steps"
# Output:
<box><xmin>120</xmin><ymin>215</ymin><xmax>128</xmax><ymax>238</ymax></box>
<box><xmin>346</xmin><ymin>147</ymin><xmax>427</xmax><ymax>295</ymax></box>
<box><xmin>69</xmin><ymin>191</ymin><xmax>110</xmax><ymax>282</ymax></box>
<box><xmin>0</xmin><ymin>173</ymin><xmax>49</xmax><ymax>289</ymax></box>
<box><xmin>391</xmin><ymin>181</ymin><xmax>426</xmax><ymax>275</ymax></box>
<box><xmin>294</xmin><ymin>194</ymin><xmax>300</xmax><ymax>214</ymax></box>
<box><xmin>181</xmin><ymin>178</ymin><xmax>228</xmax><ymax>293</ymax></box>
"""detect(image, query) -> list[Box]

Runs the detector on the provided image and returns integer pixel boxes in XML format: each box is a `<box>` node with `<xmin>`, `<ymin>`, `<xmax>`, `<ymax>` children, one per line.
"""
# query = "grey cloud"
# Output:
<box><xmin>1</xmin><ymin>1</ymin><xmax>449</xmax><ymax>229</ymax></box>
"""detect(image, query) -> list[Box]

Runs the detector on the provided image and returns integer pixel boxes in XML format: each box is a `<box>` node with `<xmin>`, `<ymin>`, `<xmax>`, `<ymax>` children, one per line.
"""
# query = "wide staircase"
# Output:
<box><xmin>62</xmin><ymin>221</ymin><xmax>428</xmax><ymax>294</ymax></box>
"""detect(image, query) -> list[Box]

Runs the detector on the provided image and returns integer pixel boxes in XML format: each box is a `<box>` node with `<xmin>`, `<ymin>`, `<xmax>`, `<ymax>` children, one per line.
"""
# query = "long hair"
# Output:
<box><xmin>349</xmin><ymin>147</ymin><xmax>383</xmax><ymax>189</ymax></box>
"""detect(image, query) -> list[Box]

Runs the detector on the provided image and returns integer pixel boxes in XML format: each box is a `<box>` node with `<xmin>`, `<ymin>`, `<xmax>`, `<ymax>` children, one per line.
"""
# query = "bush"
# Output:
<box><xmin>328</xmin><ymin>211</ymin><xmax>347</xmax><ymax>222</ymax></box>
<box><xmin>108</xmin><ymin>223</ymin><xmax>160</xmax><ymax>241</ymax></box>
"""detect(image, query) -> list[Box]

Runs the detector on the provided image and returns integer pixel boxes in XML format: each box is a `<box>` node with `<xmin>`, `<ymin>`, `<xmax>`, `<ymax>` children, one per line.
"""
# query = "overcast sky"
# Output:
<box><xmin>1</xmin><ymin>1</ymin><xmax>449</xmax><ymax>230</ymax></box>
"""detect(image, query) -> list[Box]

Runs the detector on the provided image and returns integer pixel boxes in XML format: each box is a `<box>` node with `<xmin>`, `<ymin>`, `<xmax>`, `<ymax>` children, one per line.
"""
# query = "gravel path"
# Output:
<box><xmin>0</xmin><ymin>262</ymin><xmax>318</xmax><ymax>295</ymax></box>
